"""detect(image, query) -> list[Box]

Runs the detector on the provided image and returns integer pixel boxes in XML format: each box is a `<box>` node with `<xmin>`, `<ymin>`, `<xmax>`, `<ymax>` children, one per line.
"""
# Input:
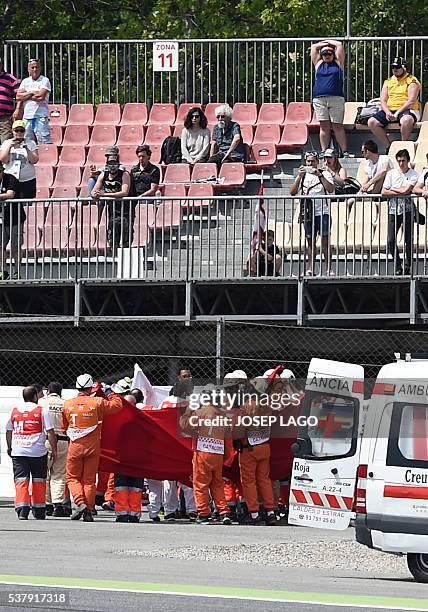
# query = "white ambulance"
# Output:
<box><xmin>288</xmin><ymin>356</ymin><xmax>428</xmax><ymax>582</ymax></box>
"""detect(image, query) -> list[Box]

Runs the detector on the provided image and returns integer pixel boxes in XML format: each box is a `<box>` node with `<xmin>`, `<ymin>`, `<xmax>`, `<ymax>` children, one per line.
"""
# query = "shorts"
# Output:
<box><xmin>305</xmin><ymin>214</ymin><xmax>331</xmax><ymax>239</ymax></box>
<box><xmin>24</xmin><ymin>116</ymin><xmax>52</xmax><ymax>144</ymax></box>
<box><xmin>17</xmin><ymin>178</ymin><xmax>36</xmax><ymax>200</ymax></box>
<box><xmin>3</xmin><ymin>222</ymin><xmax>24</xmax><ymax>247</ymax></box>
<box><xmin>313</xmin><ymin>96</ymin><xmax>345</xmax><ymax>124</ymax></box>
<box><xmin>372</xmin><ymin>108</ymin><xmax>420</xmax><ymax>127</ymax></box>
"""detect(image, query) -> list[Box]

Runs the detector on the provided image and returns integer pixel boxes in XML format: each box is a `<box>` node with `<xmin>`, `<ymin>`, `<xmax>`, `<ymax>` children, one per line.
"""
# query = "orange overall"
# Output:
<box><xmin>62</xmin><ymin>393</ymin><xmax>122</xmax><ymax>511</ymax></box>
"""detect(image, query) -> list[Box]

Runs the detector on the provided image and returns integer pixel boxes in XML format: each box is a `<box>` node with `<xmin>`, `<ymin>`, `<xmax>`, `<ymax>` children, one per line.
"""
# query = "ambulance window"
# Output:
<box><xmin>307</xmin><ymin>394</ymin><xmax>357</xmax><ymax>458</ymax></box>
<box><xmin>397</xmin><ymin>404</ymin><xmax>428</xmax><ymax>462</ymax></box>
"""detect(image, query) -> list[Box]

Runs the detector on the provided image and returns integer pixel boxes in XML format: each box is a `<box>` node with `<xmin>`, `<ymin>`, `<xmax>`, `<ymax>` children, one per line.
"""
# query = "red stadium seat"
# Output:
<box><xmin>257</xmin><ymin>103</ymin><xmax>285</xmax><ymax>125</ymax></box>
<box><xmin>86</xmin><ymin>145</ymin><xmax>110</xmax><ymax>166</ymax></box>
<box><xmin>120</xmin><ymin>103</ymin><xmax>148</xmax><ymax>126</ymax></box>
<box><xmin>240</xmin><ymin>124</ymin><xmax>254</xmax><ymax>145</ymax></box>
<box><xmin>89</xmin><ymin>125</ymin><xmax>117</xmax><ymax>146</ymax></box>
<box><xmin>147</xmin><ymin>103</ymin><xmax>176</xmax><ymax>126</ymax></box>
<box><xmin>42</xmin><ymin>202</ymin><xmax>75</xmax><ymax>252</ymax></box>
<box><xmin>35</xmin><ymin>187</ymin><xmax>51</xmax><ymax>201</ymax></box>
<box><xmin>172</xmin><ymin>125</ymin><xmax>184</xmax><ymax>138</ymax></box>
<box><xmin>309</xmin><ymin>111</ymin><xmax>320</xmax><ymax>130</ymax></box>
<box><xmin>79</xmin><ymin>165</ymin><xmax>95</xmax><ymax>191</ymax></box>
<box><xmin>48</xmin><ymin>104</ymin><xmax>67</xmax><ymax>126</ymax></box>
<box><xmin>50</xmin><ymin>186</ymin><xmax>78</xmax><ymax>200</ymax></box>
<box><xmin>187</xmin><ymin>183</ymin><xmax>214</xmax><ymax>208</ymax></box>
<box><xmin>246</xmin><ymin>143</ymin><xmax>277</xmax><ymax>169</ymax></box>
<box><xmin>232</xmin><ymin>103</ymin><xmax>258</xmax><ymax>126</ymax></box>
<box><xmin>174</xmin><ymin>103</ymin><xmax>202</xmax><ymax>126</ymax></box>
<box><xmin>49</xmin><ymin>125</ymin><xmax>63</xmax><ymax>146</ymax></box>
<box><xmin>37</xmin><ymin>144</ymin><xmax>58</xmax><ymax>166</ymax></box>
<box><xmin>163</xmin><ymin>184</ymin><xmax>187</xmax><ymax>198</ymax></box>
<box><xmin>57</xmin><ymin>146</ymin><xmax>86</xmax><ymax>167</ymax></box>
<box><xmin>94</xmin><ymin>103</ymin><xmax>121</xmax><ymax>125</ymax></box>
<box><xmin>253</xmin><ymin>124</ymin><xmax>281</xmax><ymax>145</ymax></box>
<box><xmin>144</xmin><ymin>124</ymin><xmax>171</xmax><ymax>144</ymax></box>
<box><xmin>117</xmin><ymin>125</ymin><xmax>145</xmax><ymax>145</ymax></box>
<box><xmin>163</xmin><ymin>163</ymin><xmax>191</xmax><ymax>184</ymax></box>
<box><xmin>67</xmin><ymin>204</ymin><xmax>99</xmax><ymax>251</ymax></box>
<box><xmin>54</xmin><ymin>166</ymin><xmax>82</xmax><ymax>188</ymax></box>
<box><xmin>147</xmin><ymin>144</ymin><xmax>162</xmax><ymax>165</ymax></box>
<box><xmin>153</xmin><ymin>201</ymin><xmax>182</xmax><ymax>230</ymax></box>
<box><xmin>117</xmin><ymin>145</ymin><xmax>138</xmax><ymax>166</ymax></box>
<box><xmin>132</xmin><ymin>203</ymin><xmax>155</xmax><ymax>247</ymax></box>
<box><xmin>283</xmin><ymin>102</ymin><xmax>312</xmax><ymax>125</ymax></box>
<box><xmin>35</xmin><ymin>165</ymin><xmax>54</xmax><ymax>188</ymax></box>
<box><xmin>67</xmin><ymin>104</ymin><xmax>94</xmax><ymax>126</ymax></box>
<box><xmin>191</xmin><ymin>163</ymin><xmax>218</xmax><ymax>182</ymax></box>
<box><xmin>218</xmin><ymin>162</ymin><xmax>245</xmax><ymax>188</ymax></box>
<box><xmin>204</xmin><ymin>103</ymin><xmax>224</xmax><ymax>125</ymax></box>
<box><xmin>62</xmin><ymin>125</ymin><xmax>90</xmax><ymax>146</ymax></box>
<box><xmin>279</xmin><ymin>123</ymin><xmax>308</xmax><ymax>148</ymax></box>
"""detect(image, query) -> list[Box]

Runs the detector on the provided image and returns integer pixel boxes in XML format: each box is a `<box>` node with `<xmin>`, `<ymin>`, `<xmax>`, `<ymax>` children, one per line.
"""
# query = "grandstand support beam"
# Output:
<box><xmin>410</xmin><ymin>279</ymin><xmax>416</xmax><ymax>325</ymax></box>
<box><xmin>74</xmin><ymin>282</ymin><xmax>81</xmax><ymax>327</ymax></box>
<box><xmin>215</xmin><ymin>318</ymin><xmax>225</xmax><ymax>381</ymax></box>
<box><xmin>297</xmin><ymin>280</ymin><xmax>304</xmax><ymax>326</ymax></box>
<box><xmin>185</xmin><ymin>282</ymin><xmax>193</xmax><ymax>325</ymax></box>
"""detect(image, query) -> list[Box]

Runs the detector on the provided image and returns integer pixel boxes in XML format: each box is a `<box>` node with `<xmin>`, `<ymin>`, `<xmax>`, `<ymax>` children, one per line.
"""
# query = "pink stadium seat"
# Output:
<box><xmin>309</xmin><ymin>111</ymin><xmax>320</xmax><ymax>129</ymax></box>
<box><xmin>117</xmin><ymin>145</ymin><xmax>137</xmax><ymax>165</ymax></box>
<box><xmin>187</xmin><ymin>183</ymin><xmax>214</xmax><ymax>208</ymax></box>
<box><xmin>218</xmin><ymin>162</ymin><xmax>245</xmax><ymax>188</ymax></box>
<box><xmin>79</xmin><ymin>166</ymin><xmax>95</xmax><ymax>191</ymax></box>
<box><xmin>144</xmin><ymin>124</ymin><xmax>171</xmax><ymax>144</ymax></box>
<box><xmin>67</xmin><ymin>104</ymin><xmax>94</xmax><ymax>126</ymax></box>
<box><xmin>50</xmin><ymin>186</ymin><xmax>78</xmax><ymax>200</ymax></box>
<box><xmin>67</xmin><ymin>204</ymin><xmax>99</xmax><ymax>251</ymax></box>
<box><xmin>204</xmin><ymin>103</ymin><xmax>224</xmax><ymax>125</ymax></box>
<box><xmin>86</xmin><ymin>146</ymin><xmax>109</xmax><ymax>166</ymax></box>
<box><xmin>37</xmin><ymin>144</ymin><xmax>58</xmax><ymax>166</ymax></box>
<box><xmin>119</xmin><ymin>103</ymin><xmax>148</xmax><ymax>126</ymax></box>
<box><xmin>132</xmin><ymin>203</ymin><xmax>155</xmax><ymax>247</ymax></box>
<box><xmin>48</xmin><ymin>104</ymin><xmax>67</xmax><ymax>126</ymax></box>
<box><xmin>279</xmin><ymin>124</ymin><xmax>308</xmax><ymax>148</ymax></box>
<box><xmin>117</xmin><ymin>125</ymin><xmax>145</xmax><ymax>145</ymax></box>
<box><xmin>42</xmin><ymin>203</ymin><xmax>74</xmax><ymax>252</ymax></box>
<box><xmin>240</xmin><ymin>124</ymin><xmax>254</xmax><ymax>145</ymax></box>
<box><xmin>191</xmin><ymin>163</ymin><xmax>218</xmax><ymax>182</ymax></box>
<box><xmin>174</xmin><ymin>103</ymin><xmax>202</xmax><ymax>126</ymax></box>
<box><xmin>94</xmin><ymin>103</ymin><xmax>121</xmax><ymax>125</ymax></box>
<box><xmin>232</xmin><ymin>103</ymin><xmax>258</xmax><ymax>126</ymax></box>
<box><xmin>49</xmin><ymin>125</ymin><xmax>63</xmax><ymax>146</ymax></box>
<box><xmin>163</xmin><ymin>163</ymin><xmax>191</xmax><ymax>184</ymax></box>
<box><xmin>35</xmin><ymin>165</ymin><xmax>54</xmax><ymax>188</ymax></box>
<box><xmin>35</xmin><ymin>187</ymin><xmax>50</xmax><ymax>201</ymax></box>
<box><xmin>163</xmin><ymin>184</ymin><xmax>187</xmax><ymax>198</ymax></box>
<box><xmin>172</xmin><ymin>125</ymin><xmax>183</xmax><ymax>138</ymax></box>
<box><xmin>54</xmin><ymin>166</ymin><xmax>81</xmax><ymax>188</ymax></box>
<box><xmin>147</xmin><ymin>103</ymin><xmax>176</xmax><ymax>126</ymax></box>
<box><xmin>153</xmin><ymin>201</ymin><xmax>182</xmax><ymax>230</ymax></box>
<box><xmin>62</xmin><ymin>125</ymin><xmax>90</xmax><ymax>146</ymax></box>
<box><xmin>22</xmin><ymin>222</ymin><xmax>42</xmax><ymax>252</ymax></box>
<box><xmin>57</xmin><ymin>146</ymin><xmax>86</xmax><ymax>167</ymax></box>
<box><xmin>283</xmin><ymin>102</ymin><xmax>312</xmax><ymax>125</ymax></box>
<box><xmin>246</xmin><ymin>143</ymin><xmax>277</xmax><ymax>169</ymax></box>
<box><xmin>253</xmin><ymin>124</ymin><xmax>281</xmax><ymax>145</ymax></box>
<box><xmin>89</xmin><ymin>125</ymin><xmax>117</xmax><ymax>146</ymax></box>
<box><xmin>257</xmin><ymin>103</ymin><xmax>285</xmax><ymax>125</ymax></box>
<box><xmin>147</xmin><ymin>144</ymin><xmax>162</xmax><ymax>165</ymax></box>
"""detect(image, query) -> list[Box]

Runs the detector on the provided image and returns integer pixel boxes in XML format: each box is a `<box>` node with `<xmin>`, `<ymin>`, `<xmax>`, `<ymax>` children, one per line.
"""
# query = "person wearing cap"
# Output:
<box><xmin>310</xmin><ymin>39</ymin><xmax>348</xmax><ymax>156</ymax></box>
<box><xmin>16</xmin><ymin>59</ymin><xmax>51</xmax><ymax>144</ymax></box>
<box><xmin>290</xmin><ymin>151</ymin><xmax>335</xmax><ymax>276</ymax></box>
<box><xmin>368</xmin><ymin>57</ymin><xmax>421</xmax><ymax>150</ymax></box>
<box><xmin>130</xmin><ymin>144</ymin><xmax>161</xmax><ymax>198</ymax></box>
<box><xmin>0</xmin><ymin>160</ymin><xmax>20</xmax><ymax>280</ymax></box>
<box><xmin>250</xmin><ymin>228</ymin><xmax>283</xmax><ymax>277</ymax></box>
<box><xmin>0</xmin><ymin>59</ymin><xmax>23</xmax><ymax>143</ymax></box>
<box><xmin>87</xmin><ymin>146</ymin><xmax>126</xmax><ymax>197</ymax></box>
<box><xmin>61</xmin><ymin>374</ymin><xmax>123</xmax><ymax>521</ymax></box>
<box><xmin>321</xmin><ymin>148</ymin><xmax>347</xmax><ymax>191</ymax></box>
<box><xmin>208</xmin><ymin>104</ymin><xmax>245</xmax><ymax>170</ymax></box>
<box><xmin>0</xmin><ymin>120</ymin><xmax>38</xmax><ymax>199</ymax></box>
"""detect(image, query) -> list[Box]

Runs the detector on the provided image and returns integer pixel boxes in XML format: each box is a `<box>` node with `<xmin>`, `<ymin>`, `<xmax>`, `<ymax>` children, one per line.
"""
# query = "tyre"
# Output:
<box><xmin>407</xmin><ymin>553</ymin><xmax>428</xmax><ymax>582</ymax></box>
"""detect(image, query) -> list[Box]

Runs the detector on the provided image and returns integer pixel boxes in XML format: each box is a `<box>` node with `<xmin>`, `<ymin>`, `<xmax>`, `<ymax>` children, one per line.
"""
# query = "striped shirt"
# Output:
<box><xmin>0</xmin><ymin>71</ymin><xmax>20</xmax><ymax>117</ymax></box>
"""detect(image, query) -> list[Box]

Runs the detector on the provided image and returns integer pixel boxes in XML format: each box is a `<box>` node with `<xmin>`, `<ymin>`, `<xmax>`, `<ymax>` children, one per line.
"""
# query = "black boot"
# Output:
<box><xmin>115</xmin><ymin>514</ymin><xmax>130</xmax><ymax>523</ymax></box>
<box><xmin>52</xmin><ymin>504</ymin><xmax>65</xmax><ymax>517</ymax></box>
<box><xmin>45</xmin><ymin>504</ymin><xmax>54</xmax><ymax>516</ymax></box>
<box><xmin>17</xmin><ymin>507</ymin><xmax>30</xmax><ymax>520</ymax></box>
<box><xmin>32</xmin><ymin>507</ymin><xmax>46</xmax><ymax>520</ymax></box>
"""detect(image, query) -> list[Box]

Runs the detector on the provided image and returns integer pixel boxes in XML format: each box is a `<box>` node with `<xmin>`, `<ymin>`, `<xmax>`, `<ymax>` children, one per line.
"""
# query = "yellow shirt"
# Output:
<box><xmin>385</xmin><ymin>72</ymin><xmax>420</xmax><ymax>112</ymax></box>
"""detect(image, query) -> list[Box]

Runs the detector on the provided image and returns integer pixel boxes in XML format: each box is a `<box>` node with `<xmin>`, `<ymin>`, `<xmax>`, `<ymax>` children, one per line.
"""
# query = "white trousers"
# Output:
<box><xmin>147</xmin><ymin>480</ymin><xmax>196</xmax><ymax>517</ymax></box>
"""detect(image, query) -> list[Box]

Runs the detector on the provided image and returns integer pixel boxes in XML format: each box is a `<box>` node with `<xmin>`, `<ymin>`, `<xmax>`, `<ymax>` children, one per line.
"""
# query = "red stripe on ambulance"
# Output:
<box><xmin>384</xmin><ymin>485</ymin><xmax>428</xmax><ymax>500</ymax></box>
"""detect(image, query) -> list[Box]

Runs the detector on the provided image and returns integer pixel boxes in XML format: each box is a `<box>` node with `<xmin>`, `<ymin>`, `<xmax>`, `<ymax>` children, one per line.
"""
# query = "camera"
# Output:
<box><xmin>304</xmin><ymin>166</ymin><xmax>317</xmax><ymax>174</ymax></box>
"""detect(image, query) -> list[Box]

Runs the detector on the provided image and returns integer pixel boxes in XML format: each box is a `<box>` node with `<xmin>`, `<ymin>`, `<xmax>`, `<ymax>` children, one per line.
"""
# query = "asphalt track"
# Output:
<box><xmin>0</xmin><ymin>500</ymin><xmax>427</xmax><ymax>612</ymax></box>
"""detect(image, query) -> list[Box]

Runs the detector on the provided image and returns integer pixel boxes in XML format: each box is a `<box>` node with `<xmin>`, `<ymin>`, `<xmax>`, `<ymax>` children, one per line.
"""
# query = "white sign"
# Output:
<box><xmin>288</xmin><ymin>503</ymin><xmax>351</xmax><ymax>530</ymax></box>
<box><xmin>153</xmin><ymin>41</ymin><xmax>179</xmax><ymax>72</ymax></box>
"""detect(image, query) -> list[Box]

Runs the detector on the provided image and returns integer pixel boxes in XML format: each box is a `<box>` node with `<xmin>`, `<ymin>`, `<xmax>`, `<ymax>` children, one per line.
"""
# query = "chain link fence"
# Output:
<box><xmin>0</xmin><ymin>320</ymin><xmax>427</xmax><ymax>388</ymax></box>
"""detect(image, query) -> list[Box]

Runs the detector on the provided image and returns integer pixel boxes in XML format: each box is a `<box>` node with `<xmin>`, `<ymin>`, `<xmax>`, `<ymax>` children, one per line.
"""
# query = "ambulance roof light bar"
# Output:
<box><xmin>394</xmin><ymin>352</ymin><xmax>428</xmax><ymax>362</ymax></box>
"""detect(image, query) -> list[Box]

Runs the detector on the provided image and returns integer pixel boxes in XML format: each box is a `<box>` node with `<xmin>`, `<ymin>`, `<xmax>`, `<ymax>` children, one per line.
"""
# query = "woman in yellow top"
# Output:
<box><xmin>368</xmin><ymin>57</ymin><xmax>420</xmax><ymax>151</ymax></box>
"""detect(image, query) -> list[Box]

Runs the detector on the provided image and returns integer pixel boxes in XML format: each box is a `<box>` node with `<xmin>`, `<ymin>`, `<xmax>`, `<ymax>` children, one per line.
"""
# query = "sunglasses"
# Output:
<box><xmin>191</xmin><ymin>114</ymin><xmax>200</xmax><ymax>118</ymax></box>
<box><xmin>14</xmin><ymin>128</ymin><xmax>25</xmax><ymax>133</ymax></box>
<box><xmin>322</xmin><ymin>52</ymin><xmax>333</xmax><ymax>56</ymax></box>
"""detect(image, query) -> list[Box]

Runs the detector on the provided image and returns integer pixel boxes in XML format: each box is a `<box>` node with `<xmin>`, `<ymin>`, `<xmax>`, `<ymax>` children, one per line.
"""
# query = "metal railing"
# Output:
<box><xmin>5</xmin><ymin>37</ymin><xmax>428</xmax><ymax>105</ymax></box>
<box><xmin>1</xmin><ymin>195</ymin><xmax>427</xmax><ymax>282</ymax></box>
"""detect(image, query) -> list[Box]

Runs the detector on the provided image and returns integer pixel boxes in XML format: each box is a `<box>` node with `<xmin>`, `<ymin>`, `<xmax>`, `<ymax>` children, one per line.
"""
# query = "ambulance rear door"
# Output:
<box><xmin>288</xmin><ymin>359</ymin><xmax>365</xmax><ymax>530</ymax></box>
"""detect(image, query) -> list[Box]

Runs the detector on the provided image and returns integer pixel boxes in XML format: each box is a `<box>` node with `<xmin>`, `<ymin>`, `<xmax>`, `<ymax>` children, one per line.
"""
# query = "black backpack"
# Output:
<box><xmin>161</xmin><ymin>136</ymin><xmax>182</xmax><ymax>164</ymax></box>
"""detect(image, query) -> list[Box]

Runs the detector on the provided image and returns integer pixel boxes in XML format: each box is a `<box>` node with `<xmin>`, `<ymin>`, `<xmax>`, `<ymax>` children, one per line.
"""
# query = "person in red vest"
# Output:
<box><xmin>6</xmin><ymin>385</ymin><xmax>58</xmax><ymax>520</ymax></box>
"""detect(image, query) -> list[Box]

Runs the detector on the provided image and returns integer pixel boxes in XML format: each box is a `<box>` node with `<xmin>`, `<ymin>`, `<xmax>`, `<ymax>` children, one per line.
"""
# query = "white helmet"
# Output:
<box><xmin>280</xmin><ymin>369</ymin><xmax>295</xmax><ymax>380</ymax></box>
<box><xmin>76</xmin><ymin>373</ymin><xmax>94</xmax><ymax>390</ymax></box>
<box><xmin>111</xmin><ymin>378</ymin><xmax>131</xmax><ymax>394</ymax></box>
<box><xmin>262</xmin><ymin>368</ymin><xmax>276</xmax><ymax>378</ymax></box>
<box><xmin>232</xmin><ymin>369</ymin><xmax>247</xmax><ymax>380</ymax></box>
<box><xmin>223</xmin><ymin>372</ymin><xmax>239</xmax><ymax>387</ymax></box>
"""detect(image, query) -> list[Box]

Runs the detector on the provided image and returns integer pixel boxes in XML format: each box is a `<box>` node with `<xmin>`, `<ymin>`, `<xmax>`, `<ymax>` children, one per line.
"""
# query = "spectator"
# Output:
<box><xmin>91</xmin><ymin>158</ymin><xmax>132</xmax><ymax>248</ymax></box>
<box><xmin>321</xmin><ymin>148</ymin><xmax>347</xmax><ymax>191</ymax></box>
<box><xmin>0</xmin><ymin>59</ymin><xmax>23</xmax><ymax>143</ymax></box>
<box><xmin>368</xmin><ymin>57</ymin><xmax>420</xmax><ymax>151</ymax></box>
<box><xmin>413</xmin><ymin>154</ymin><xmax>428</xmax><ymax>198</ymax></box>
<box><xmin>0</xmin><ymin>161</ymin><xmax>21</xmax><ymax>280</ymax></box>
<box><xmin>290</xmin><ymin>150</ymin><xmax>335</xmax><ymax>276</ymax></box>
<box><xmin>310</xmin><ymin>39</ymin><xmax>348</xmax><ymax>156</ymax></box>
<box><xmin>250</xmin><ymin>229</ymin><xmax>283</xmax><ymax>277</ymax></box>
<box><xmin>359</xmin><ymin>139</ymin><xmax>392</xmax><ymax>194</ymax></box>
<box><xmin>87</xmin><ymin>146</ymin><xmax>126</xmax><ymax>197</ymax></box>
<box><xmin>181</xmin><ymin>107</ymin><xmax>210</xmax><ymax>165</ymax></box>
<box><xmin>382</xmin><ymin>149</ymin><xmax>418</xmax><ymax>275</ymax></box>
<box><xmin>16</xmin><ymin>59</ymin><xmax>52</xmax><ymax>144</ymax></box>
<box><xmin>130</xmin><ymin>145</ymin><xmax>160</xmax><ymax>198</ymax></box>
<box><xmin>208</xmin><ymin>104</ymin><xmax>245</xmax><ymax>170</ymax></box>
<box><xmin>0</xmin><ymin>119</ymin><xmax>38</xmax><ymax>201</ymax></box>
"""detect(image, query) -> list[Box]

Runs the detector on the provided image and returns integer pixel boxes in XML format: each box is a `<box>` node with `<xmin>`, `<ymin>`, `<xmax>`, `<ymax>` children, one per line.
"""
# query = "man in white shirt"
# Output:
<box><xmin>6</xmin><ymin>385</ymin><xmax>57</xmax><ymax>520</ymax></box>
<box><xmin>360</xmin><ymin>139</ymin><xmax>392</xmax><ymax>193</ymax></box>
<box><xmin>290</xmin><ymin>150</ymin><xmax>334</xmax><ymax>276</ymax></box>
<box><xmin>382</xmin><ymin>148</ymin><xmax>419</xmax><ymax>275</ymax></box>
<box><xmin>413</xmin><ymin>154</ymin><xmax>428</xmax><ymax>198</ymax></box>
<box><xmin>16</xmin><ymin>59</ymin><xmax>51</xmax><ymax>144</ymax></box>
